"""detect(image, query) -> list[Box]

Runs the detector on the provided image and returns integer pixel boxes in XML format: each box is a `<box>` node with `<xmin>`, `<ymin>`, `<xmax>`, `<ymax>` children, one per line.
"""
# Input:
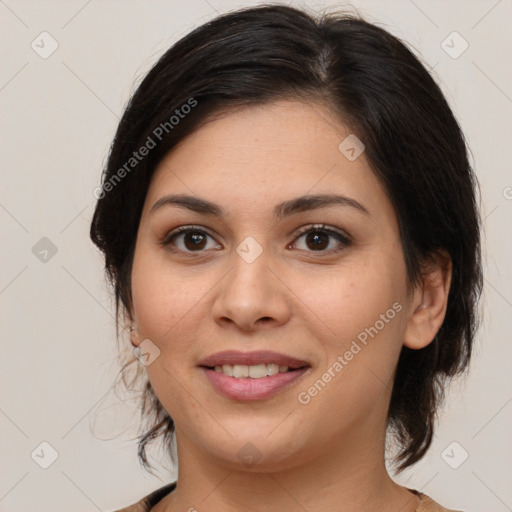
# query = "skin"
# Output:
<box><xmin>129</xmin><ymin>99</ymin><xmax>452</xmax><ymax>512</ymax></box>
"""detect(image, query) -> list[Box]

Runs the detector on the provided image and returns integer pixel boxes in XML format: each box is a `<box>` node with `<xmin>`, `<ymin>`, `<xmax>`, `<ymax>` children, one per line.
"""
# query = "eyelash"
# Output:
<box><xmin>160</xmin><ymin>224</ymin><xmax>352</xmax><ymax>256</ymax></box>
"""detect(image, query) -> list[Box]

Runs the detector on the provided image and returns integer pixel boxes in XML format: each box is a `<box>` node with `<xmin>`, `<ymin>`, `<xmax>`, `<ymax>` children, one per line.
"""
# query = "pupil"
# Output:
<box><xmin>185</xmin><ymin>232</ymin><xmax>206</xmax><ymax>250</ymax></box>
<box><xmin>307</xmin><ymin>231</ymin><xmax>328</xmax><ymax>250</ymax></box>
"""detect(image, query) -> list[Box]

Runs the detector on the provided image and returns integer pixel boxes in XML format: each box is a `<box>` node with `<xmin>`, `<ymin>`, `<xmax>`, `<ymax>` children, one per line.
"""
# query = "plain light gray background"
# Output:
<box><xmin>1</xmin><ymin>1</ymin><xmax>511</xmax><ymax>511</ymax></box>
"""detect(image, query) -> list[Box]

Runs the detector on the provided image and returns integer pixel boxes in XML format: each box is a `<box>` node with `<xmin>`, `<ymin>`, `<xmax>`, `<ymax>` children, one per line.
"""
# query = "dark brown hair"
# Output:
<box><xmin>90</xmin><ymin>4</ymin><xmax>482</xmax><ymax>473</ymax></box>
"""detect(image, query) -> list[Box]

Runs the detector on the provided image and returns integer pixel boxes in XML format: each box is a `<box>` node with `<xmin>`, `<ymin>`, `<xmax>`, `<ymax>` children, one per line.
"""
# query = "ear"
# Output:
<box><xmin>124</xmin><ymin>307</ymin><xmax>141</xmax><ymax>348</ymax></box>
<box><xmin>403</xmin><ymin>250</ymin><xmax>452</xmax><ymax>350</ymax></box>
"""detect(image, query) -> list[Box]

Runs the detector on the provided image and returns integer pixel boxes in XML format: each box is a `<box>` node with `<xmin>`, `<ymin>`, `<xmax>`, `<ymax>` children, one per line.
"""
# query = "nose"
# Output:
<box><xmin>211</xmin><ymin>245</ymin><xmax>292</xmax><ymax>332</ymax></box>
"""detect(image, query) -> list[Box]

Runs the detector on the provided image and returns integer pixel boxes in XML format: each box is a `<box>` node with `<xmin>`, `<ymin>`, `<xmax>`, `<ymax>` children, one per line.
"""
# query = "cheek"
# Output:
<box><xmin>130</xmin><ymin>249</ymin><xmax>203</xmax><ymax>419</ymax></box>
<box><xmin>302</xmin><ymin>260</ymin><xmax>403</xmax><ymax>346</ymax></box>
<box><xmin>298</xmin><ymin>256</ymin><xmax>406</xmax><ymax>403</ymax></box>
<box><xmin>130</xmin><ymin>246</ymin><xmax>193</xmax><ymax>340</ymax></box>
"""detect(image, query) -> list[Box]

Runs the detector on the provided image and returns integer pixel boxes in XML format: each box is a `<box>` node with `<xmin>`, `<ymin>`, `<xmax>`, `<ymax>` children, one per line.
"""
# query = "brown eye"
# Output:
<box><xmin>292</xmin><ymin>225</ymin><xmax>351</xmax><ymax>254</ymax></box>
<box><xmin>304</xmin><ymin>230</ymin><xmax>329</xmax><ymax>251</ymax></box>
<box><xmin>182</xmin><ymin>231</ymin><xmax>207</xmax><ymax>250</ymax></box>
<box><xmin>162</xmin><ymin>226</ymin><xmax>221</xmax><ymax>253</ymax></box>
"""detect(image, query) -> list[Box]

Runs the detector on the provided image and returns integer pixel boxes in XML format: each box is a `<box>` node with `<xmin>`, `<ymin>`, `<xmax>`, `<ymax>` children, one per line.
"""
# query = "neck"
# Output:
<box><xmin>157</xmin><ymin>422</ymin><xmax>418</xmax><ymax>512</ymax></box>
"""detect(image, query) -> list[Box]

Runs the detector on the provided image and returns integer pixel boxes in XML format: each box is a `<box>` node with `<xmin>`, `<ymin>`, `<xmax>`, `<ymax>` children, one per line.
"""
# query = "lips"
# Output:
<box><xmin>198</xmin><ymin>350</ymin><xmax>311</xmax><ymax>401</ymax></box>
<box><xmin>200</xmin><ymin>366</ymin><xmax>311</xmax><ymax>401</ymax></box>
<box><xmin>198</xmin><ymin>350</ymin><xmax>310</xmax><ymax>369</ymax></box>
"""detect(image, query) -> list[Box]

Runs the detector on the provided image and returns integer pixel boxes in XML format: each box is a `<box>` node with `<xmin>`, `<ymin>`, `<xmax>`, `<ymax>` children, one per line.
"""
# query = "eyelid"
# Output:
<box><xmin>292</xmin><ymin>223</ymin><xmax>351</xmax><ymax>242</ymax></box>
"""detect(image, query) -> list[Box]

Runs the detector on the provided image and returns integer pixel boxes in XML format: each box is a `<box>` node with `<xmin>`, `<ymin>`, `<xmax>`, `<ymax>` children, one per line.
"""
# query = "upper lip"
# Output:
<box><xmin>198</xmin><ymin>350</ymin><xmax>310</xmax><ymax>369</ymax></box>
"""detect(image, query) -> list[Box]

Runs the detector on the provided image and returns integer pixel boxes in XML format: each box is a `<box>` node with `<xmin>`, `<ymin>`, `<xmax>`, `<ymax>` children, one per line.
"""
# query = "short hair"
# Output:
<box><xmin>90</xmin><ymin>4</ymin><xmax>482</xmax><ymax>472</ymax></box>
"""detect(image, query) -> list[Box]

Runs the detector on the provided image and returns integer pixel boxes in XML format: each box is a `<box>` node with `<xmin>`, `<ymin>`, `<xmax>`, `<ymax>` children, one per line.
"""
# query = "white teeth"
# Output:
<box><xmin>221</xmin><ymin>364</ymin><xmax>233</xmax><ymax>376</ymax></box>
<box><xmin>249</xmin><ymin>364</ymin><xmax>267</xmax><ymax>378</ymax></box>
<box><xmin>233</xmin><ymin>364</ymin><xmax>249</xmax><ymax>378</ymax></box>
<box><xmin>213</xmin><ymin>363</ymin><xmax>291</xmax><ymax>378</ymax></box>
<box><xmin>267</xmin><ymin>363</ymin><xmax>279</xmax><ymax>376</ymax></box>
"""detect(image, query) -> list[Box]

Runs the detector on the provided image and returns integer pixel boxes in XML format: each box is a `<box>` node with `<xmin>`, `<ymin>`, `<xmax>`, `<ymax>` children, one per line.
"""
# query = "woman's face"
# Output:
<box><xmin>130</xmin><ymin>99</ymin><xmax>416</xmax><ymax>471</ymax></box>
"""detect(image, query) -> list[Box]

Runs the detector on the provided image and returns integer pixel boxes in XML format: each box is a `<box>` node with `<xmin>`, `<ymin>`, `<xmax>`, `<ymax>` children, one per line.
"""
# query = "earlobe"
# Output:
<box><xmin>125</xmin><ymin>306</ymin><xmax>140</xmax><ymax>347</ymax></box>
<box><xmin>129</xmin><ymin>323</ymin><xmax>141</xmax><ymax>348</ymax></box>
<box><xmin>403</xmin><ymin>251</ymin><xmax>452</xmax><ymax>350</ymax></box>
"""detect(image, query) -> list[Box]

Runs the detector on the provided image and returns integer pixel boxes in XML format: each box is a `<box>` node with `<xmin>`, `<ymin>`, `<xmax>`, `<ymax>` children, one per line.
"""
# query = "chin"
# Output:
<box><xmin>201</xmin><ymin>431</ymin><xmax>312</xmax><ymax>473</ymax></box>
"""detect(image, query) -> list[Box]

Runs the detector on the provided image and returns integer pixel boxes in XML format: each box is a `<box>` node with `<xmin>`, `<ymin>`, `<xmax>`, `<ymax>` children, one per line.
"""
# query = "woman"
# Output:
<box><xmin>90</xmin><ymin>4</ymin><xmax>482</xmax><ymax>511</ymax></box>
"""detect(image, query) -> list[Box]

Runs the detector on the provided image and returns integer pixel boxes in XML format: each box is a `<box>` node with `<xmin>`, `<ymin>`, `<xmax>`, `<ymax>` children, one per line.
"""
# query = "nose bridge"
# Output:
<box><xmin>213</xmin><ymin>237</ymin><xmax>290</xmax><ymax>330</ymax></box>
<box><xmin>230</xmin><ymin>240</ymin><xmax>270</xmax><ymax>297</ymax></box>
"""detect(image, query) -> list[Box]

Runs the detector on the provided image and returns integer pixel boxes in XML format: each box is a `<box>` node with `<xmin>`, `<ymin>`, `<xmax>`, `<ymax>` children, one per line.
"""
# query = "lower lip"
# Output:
<box><xmin>200</xmin><ymin>367</ymin><xmax>310</xmax><ymax>401</ymax></box>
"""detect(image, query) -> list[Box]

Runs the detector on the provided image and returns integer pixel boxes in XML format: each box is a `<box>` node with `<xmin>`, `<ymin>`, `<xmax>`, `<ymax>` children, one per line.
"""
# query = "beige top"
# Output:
<box><xmin>113</xmin><ymin>482</ymin><xmax>463</xmax><ymax>512</ymax></box>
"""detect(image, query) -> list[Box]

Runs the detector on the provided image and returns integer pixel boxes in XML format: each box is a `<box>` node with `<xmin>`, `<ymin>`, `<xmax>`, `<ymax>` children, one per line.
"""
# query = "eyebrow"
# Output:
<box><xmin>149</xmin><ymin>193</ymin><xmax>370</xmax><ymax>219</ymax></box>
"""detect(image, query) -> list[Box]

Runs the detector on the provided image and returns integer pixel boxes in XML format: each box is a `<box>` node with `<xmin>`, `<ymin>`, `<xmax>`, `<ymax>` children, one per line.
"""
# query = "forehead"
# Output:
<box><xmin>144</xmin><ymin>99</ymin><xmax>390</xmax><ymax>221</ymax></box>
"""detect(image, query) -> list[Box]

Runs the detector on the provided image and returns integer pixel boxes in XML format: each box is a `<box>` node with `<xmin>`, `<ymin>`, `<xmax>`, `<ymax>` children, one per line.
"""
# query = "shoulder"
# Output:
<box><xmin>416</xmin><ymin>492</ymin><xmax>465</xmax><ymax>512</ymax></box>
<box><xmin>111</xmin><ymin>481</ymin><xmax>177</xmax><ymax>512</ymax></box>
